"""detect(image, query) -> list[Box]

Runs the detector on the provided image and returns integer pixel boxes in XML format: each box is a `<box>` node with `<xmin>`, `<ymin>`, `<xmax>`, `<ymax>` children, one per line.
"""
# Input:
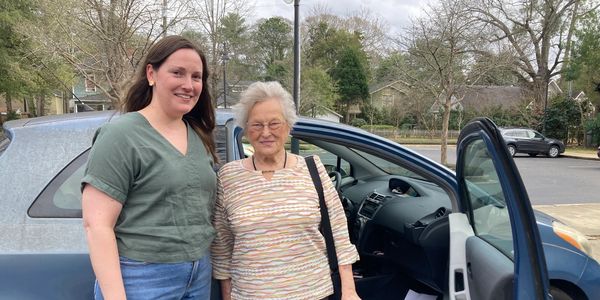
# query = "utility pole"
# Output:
<box><xmin>162</xmin><ymin>0</ymin><xmax>167</xmax><ymax>37</ymax></box>
<box><xmin>222</xmin><ymin>42</ymin><xmax>229</xmax><ymax>108</ymax></box>
<box><xmin>283</xmin><ymin>0</ymin><xmax>301</xmax><ymax>153</ymax></box>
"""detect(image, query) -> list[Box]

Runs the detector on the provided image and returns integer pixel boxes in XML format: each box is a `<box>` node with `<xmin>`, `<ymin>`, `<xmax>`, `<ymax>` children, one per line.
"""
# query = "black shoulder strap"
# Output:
<box><xmin>305</xmin><ymin>156</ymin><xmax>339</xmax><ymax>272</ymax></box>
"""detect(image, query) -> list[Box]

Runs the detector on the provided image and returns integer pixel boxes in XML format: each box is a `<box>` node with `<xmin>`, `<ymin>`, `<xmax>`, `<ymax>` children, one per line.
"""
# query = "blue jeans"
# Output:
<box><xmin>94</xmin><ymin>255</ymin><xmax>212</xmax><ymax>300</ymax></box>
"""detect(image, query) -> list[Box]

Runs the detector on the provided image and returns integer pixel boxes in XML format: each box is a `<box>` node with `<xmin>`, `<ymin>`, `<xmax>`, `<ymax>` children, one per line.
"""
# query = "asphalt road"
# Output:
<box><xmin>407</xmin><ymin>145</ymin><xmax>600</xmax><ymax>205</ymax></box>
<box><xmin>408</xmin><ymin>145</ymin><xmax>600</xmax><ymax>261</ymax></box>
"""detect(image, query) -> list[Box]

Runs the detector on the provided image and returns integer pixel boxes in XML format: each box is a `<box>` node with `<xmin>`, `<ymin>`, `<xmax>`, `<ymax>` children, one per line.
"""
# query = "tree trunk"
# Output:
<box><xmin>37</xmin><ymin>94</ymin><xmax>46</xmax><ymax>117</ymax></box>
<box><xmin>5</xmin><ymin>93</ymin><xmax>13</xmax><ymax>113</ymax></box>
<box><xmin>531</xmin><ymin>73</ymin><xmax>549</xmax><ymax>115</ymax></box>
<box><xmin>562</xmin><ymin>0</ymin><xmax>581</xmax><ymax>76</ymax></box>
<box><xmin>440</xmin><ymin>94</ymin><xmax>452</xmax><ymax>166</ymax></box>
<box><xmin>345</xmin><ymin>103</ymin><xmax>351</xmax><ymax>124</ymax></box>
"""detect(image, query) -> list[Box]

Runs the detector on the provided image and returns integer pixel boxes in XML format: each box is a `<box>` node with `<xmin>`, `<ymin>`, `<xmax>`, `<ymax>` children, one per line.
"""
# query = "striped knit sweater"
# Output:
<box><xmin>211</xmin><ymin>154</ymin><xmax>359</xmax><ymax>300</ymax></box>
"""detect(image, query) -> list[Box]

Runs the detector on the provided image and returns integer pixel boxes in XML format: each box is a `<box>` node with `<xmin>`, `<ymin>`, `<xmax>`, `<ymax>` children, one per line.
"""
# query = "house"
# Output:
<box><xmin>69</xmin><ymin>75</ymin><xmax>113</xmax><ymax>113</ymax></box>
<box><xmin>306</xmin><ymin>106</ymin><xmax>343</xmax><ymax>123</ymax></box>
<box><xmin>215</xmin><ymin>80</ymin><xmax>253</xmax><ymax>109</ymax></box>
<box><xmin>546</xmin><ymin>79</ymin><xmax>595</xmax><ymax>116</ymax></box>
<box><xmin>369</xmin><ymin>80</ymin><xmax>411</xmax><ymax>110</ymax></box>
<box><xmin>0</xmin><ymin>92</ymin><xmax>66</xmax><ymax>120</ymax></box>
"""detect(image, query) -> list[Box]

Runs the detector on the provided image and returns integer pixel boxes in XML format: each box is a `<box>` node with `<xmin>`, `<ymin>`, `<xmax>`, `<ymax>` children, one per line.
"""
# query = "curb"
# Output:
<box><xmin>562</xmin><ymin>154</ymin><xmax>599</xmax><ymax>160</ymax></box>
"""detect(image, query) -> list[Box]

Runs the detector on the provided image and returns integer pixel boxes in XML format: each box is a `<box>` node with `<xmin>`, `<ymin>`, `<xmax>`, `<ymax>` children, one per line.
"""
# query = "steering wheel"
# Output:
<box><xmin>328</xmin><ymin>171</ymin><xmax>342</xmax><ymax>192</ymax></box>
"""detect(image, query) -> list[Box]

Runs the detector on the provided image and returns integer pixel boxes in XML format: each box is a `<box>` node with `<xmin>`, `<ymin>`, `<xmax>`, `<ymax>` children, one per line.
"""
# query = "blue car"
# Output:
<box><xmin>1</xmin><ymin>110</ymin><xmax>598</xmax><ymax>299</ymax></box>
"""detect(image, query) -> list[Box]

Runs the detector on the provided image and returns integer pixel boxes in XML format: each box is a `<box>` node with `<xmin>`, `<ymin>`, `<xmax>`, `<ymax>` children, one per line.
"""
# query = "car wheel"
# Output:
<box><xmin>548</xmin><ymin>145</ymin><xmax>560</xmax><ymax>158</ymax></box>
<box><xmin>507</xmin><ymin>144</ymin><xmax>516</xmax><ymax>157</ymax></box>
<box><xmin>549</xmin><ymin>286</ymin><xmax>574</xmax><ymax>300</ymax></box>
<box><xmin>528</xmin><ymin>153</ymin><xmax>538</xmax><ymax>157</ymax></box>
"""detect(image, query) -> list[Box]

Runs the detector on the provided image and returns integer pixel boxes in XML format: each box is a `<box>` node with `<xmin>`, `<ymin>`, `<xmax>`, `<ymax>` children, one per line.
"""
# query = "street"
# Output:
<box><xmin>407</xmin><ymin>145</ymin><xmax>600</xmax><ymax>205</ymax></box>
<box><xmin>408</xmin><ymin>145</ymin><xmax>600</xmax><ymax>261</ymax></box>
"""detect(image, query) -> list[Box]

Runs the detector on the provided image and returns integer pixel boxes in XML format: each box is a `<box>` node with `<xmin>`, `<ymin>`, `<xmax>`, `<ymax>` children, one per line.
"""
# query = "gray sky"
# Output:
<box><xmin>250</xmin><ymin>0</ymin><xmax>430</xmax><ymax>36</ymax></box>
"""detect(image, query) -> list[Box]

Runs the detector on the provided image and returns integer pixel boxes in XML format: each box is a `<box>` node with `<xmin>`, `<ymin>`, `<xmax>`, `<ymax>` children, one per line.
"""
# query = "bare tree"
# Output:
<box><xmin>21</xmin><ymin>0</ymin><xmax>192</xmax><ymax>107</ymax></box>
<box><xmin>188</xmin><ymin>0</ymin><xmax>251</xmax><ymax>104</ymax></box>
<box><xmin>467</xmin><ymin>0</ymin><xmax>596</xmax><ymax>112</ymax></box>
<box><xmin>400</xmin><ymin>0</ymin><xmax>480</xmax><ymax>165</ymax></box>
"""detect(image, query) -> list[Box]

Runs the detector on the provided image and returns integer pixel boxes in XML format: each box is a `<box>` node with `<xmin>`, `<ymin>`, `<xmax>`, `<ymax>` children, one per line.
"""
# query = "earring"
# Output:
<box><xmin>149</xmin><ymin>81</ymin><xmax>154</xmax><ymax>87</ymax></box>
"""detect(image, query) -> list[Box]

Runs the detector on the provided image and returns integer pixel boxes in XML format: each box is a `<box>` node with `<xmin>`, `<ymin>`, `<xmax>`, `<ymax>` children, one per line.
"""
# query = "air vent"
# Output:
<box><xmin>435</xmin><ymin>207</ymin><xmax>447</xmax><ymax>219</ymax></box>
<box><xmin>358</xmin><ymin>192</ymin><xmax>386</xmax><ymax>219</ymax></box>
<box><xmin>370</xmin><ymin>193</ymin><xmax>386</xmax><ymax>202</ymax></box>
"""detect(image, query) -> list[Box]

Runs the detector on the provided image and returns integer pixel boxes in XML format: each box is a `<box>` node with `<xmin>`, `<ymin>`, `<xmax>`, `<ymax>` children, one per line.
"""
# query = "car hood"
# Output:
<box><xmin>534</xmin><ymin>209</ymin><xmax>556</xmax><ymax>226</ymax></box>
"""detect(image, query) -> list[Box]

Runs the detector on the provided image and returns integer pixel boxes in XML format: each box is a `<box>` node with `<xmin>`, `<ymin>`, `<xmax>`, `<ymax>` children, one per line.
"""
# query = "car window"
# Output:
<box><xmin>525</xmin><ymin>130</ymin><xmax>535</xmax><ymax>138</ymax></box>
<box><xmin>532</xmin><ymin>131</ymin><xmax>543</xmax><ymax>139</ymax></box>
<box><xmin>29</xmin><ymin>125</ymin><xmax>228</xmax><ymax>218</ymax></box>
<box><xmin>298</xmin><ymin>140</ymin><xmax>351</xmax><ymax>177</ymax></box>
<box><xmin>515</xmin><ymin>130</ymin><xmax>526</xmax><ymax>138</ymax></box>
<box><xmin>502</xmin><ymin>130</ymin><xmax>515</xmax><ymax>137</ymax></box>
<box><xmin>463</xmin><ymin>138</ymin><xmax>514</xmax><ymax>259</ymax></box>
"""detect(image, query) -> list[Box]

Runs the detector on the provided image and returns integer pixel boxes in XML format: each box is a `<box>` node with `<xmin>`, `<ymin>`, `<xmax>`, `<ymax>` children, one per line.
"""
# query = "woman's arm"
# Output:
<box><xmin>82</xmin><ymin>184</ymin><xmax>125</xmax><ymax>300</ymax></box>
<box><xmin>339</xmin><ymin>264</ymin><xmax>361</xmax><ymax>300</ymax></box>
<box><xmin>220</xmin><ymin>279</ymin><xmax>232</xmax><ymax>300</ymax></box>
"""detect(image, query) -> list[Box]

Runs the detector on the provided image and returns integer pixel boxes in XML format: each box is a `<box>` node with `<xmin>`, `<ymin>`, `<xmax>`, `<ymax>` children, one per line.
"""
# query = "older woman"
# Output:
<box><xmin>212</xmin><ymin>81</ymin><xmax>360</xmax><ymax>300</ymax></box>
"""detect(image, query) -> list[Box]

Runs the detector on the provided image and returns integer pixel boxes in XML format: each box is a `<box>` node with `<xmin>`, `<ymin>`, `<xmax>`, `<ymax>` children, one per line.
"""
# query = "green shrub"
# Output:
<box><xmin>350</xmin><ymin>118</ymin><xmax>367</xmax><ymax>127</ymax></box>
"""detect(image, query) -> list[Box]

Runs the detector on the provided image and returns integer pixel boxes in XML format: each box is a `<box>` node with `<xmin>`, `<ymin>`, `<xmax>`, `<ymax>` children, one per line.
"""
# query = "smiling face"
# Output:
<box><xmin>246</xmin><ymin>98</ymin><xmax>290</xmax><ymax>158</ymax></box>
<box><xmin>146</xmin><ymin>48</ymin><xmax>203</xmax><ymax>117</ymax></box>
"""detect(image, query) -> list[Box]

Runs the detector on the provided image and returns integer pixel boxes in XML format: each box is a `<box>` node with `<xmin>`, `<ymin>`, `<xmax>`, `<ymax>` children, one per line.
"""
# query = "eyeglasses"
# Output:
<box><xmin>247</xmin><ymin>120</ymin><xmax>284</xmax><ymax>132</ymax></box>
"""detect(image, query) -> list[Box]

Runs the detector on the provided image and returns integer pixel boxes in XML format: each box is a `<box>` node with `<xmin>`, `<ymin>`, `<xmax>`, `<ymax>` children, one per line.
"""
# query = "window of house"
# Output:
<box><xmin>85</xmin><ymin>75</ymin><xmax>97</xmax><ymax>92</ymax></box>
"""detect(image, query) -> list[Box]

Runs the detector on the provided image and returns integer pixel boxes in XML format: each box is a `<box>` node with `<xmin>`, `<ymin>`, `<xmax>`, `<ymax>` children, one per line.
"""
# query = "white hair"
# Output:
<box><xmin>233</xmin><ymin>81</ymin><xmax>298</xmax><ymax>130</ymax></box>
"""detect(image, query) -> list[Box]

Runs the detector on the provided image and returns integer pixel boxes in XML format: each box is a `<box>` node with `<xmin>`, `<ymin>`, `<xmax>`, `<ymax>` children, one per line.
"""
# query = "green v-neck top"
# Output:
<box><xmin>82</xmin><ymin>112</ymin><xmax>217</xmax><ymax>263</ymax></box>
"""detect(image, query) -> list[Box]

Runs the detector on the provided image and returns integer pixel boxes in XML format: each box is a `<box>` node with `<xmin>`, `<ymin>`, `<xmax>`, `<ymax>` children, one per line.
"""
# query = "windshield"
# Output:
<box><xmin>352</xmin><ymin>148</ymin><xmax>426</xmax><ymax>180</ymax></box>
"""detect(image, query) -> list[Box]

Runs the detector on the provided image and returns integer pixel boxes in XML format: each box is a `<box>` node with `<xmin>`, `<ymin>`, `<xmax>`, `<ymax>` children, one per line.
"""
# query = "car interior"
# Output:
<box><xmin>291</xmin><ymin>137</ymin><xmax>452</xmax><ymax>299</ymax></box>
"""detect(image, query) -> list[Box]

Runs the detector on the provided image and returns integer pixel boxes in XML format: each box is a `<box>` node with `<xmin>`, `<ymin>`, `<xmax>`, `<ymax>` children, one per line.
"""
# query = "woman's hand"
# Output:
<box><xmin>338</xmin><ymin>264</ymin><xmax>361</xmax><ymax>300</ymax></box>
<box><xmin>341</xmin><ymin>290</ymin><xmax>362</xmax><ymax>300</ymax></box>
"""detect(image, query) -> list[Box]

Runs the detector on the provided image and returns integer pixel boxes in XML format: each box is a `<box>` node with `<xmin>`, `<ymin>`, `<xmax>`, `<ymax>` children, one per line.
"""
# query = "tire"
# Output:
<box><xmin>507</xmin><ymin>144</ymin><xmax>516</xmax><ymax>157</ymax></box>
<box><xmin>548</xmin><ymin>145</ymin><xmax>560</xmax><ymax>158</ymax></box>
<box><xmin>528</xmin><ymin>153</ymin><xmax>538</xmax><ymax>157</ymax></box>
<box><xmin>549</xmin><ymin>286</ymin><xmax>574</xmax><ymax>300</ymax></box>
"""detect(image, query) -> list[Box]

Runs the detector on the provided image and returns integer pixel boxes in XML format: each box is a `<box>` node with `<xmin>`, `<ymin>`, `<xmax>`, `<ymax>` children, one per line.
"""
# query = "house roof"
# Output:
<box><xmin>430</xmin><ymin>85</ymin><xmax>525</xmax><ymax>112</ymax></box>
<box><xmin>458</xmin><ymin>85</ymin><xmax>524</xmax><ymax>110</ymax></box>
<box><xmin>369</xmin><ymin>80</ymin><xmax>410</xmax><ymax>94</ymax></box>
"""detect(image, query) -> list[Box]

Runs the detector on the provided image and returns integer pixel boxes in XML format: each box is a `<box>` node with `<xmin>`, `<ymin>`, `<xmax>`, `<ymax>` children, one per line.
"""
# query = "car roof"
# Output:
<box><xmin>2</xmin><ymin>109</ymin><xmax>356</xmax><ymax>139</ymax></box>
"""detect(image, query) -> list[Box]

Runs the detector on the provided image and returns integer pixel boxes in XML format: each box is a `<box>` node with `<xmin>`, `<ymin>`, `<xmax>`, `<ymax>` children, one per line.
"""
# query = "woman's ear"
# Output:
<box><xmin>146</xmin><ymin>64</ymin><xmax>155</xmax><ymax>86</ymax></box>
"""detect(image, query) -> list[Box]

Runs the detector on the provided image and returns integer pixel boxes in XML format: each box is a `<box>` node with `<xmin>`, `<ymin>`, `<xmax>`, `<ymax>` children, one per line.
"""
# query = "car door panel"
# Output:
<box><xmin>448</xmin><ymin>213</ymin><xmax>473</xmax><ymax>300</ymax></box>
<box><xmin>0</xmin><ymin>254</ymin><xmax>94</xmax><ymax>299</ymax></box>
<box><xmin>454</xmin><ymin>118</ymin><xmax>550</xmax><ymax>300</ymax></box>
<box><xmin>466</xmin><ymin>237</ymin><xmax>513</xmax><ymax>300</ymax></box>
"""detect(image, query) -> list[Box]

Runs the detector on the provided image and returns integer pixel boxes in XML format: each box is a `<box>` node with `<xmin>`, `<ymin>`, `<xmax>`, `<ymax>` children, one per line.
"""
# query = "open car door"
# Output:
<box><xmin>449</xmin><ymin>118</ymin><xmax>550</xmax><ymax>300</ymax></box>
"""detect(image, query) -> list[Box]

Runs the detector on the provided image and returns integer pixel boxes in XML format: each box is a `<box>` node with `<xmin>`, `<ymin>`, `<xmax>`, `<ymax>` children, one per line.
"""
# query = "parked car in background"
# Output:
<box><xmin>500</xmin><ymin>128</ymin><xmax>565</xmax><ymax>158</ymax></box>
<box><xmin>597</xmin><ymin>146</ymin><xmax>600</xmax><ymax>158</ymax></box>
<box><xmin>1</xmin><ymin>111</ymin><xmax>598</xmax><ymax>300</ymax></box>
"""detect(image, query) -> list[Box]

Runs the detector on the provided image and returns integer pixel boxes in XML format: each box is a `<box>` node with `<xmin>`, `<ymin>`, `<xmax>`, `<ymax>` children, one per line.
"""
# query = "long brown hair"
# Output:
<box><xmin>123</xmin><ymin>35</ymin><xmax>217</xmax><ymax>161</ymax></box>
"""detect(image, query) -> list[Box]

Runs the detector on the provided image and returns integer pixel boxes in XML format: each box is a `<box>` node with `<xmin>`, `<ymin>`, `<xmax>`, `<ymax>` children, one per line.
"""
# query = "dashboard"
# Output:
<box><xmin>340</xmin><ymin>175</ymin><xmax>452</xmax><ymax>292</ymax></box>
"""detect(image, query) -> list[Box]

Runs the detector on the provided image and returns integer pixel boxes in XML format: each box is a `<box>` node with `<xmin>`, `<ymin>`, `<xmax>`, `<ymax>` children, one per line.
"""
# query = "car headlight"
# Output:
<box><xmin>552</xmin><ymin>221</ymin><xmax>593</xmax><ymax>256</ymax></box>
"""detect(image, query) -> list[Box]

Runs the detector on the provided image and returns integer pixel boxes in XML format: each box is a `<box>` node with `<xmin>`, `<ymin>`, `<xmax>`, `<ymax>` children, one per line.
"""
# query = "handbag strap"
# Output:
<box><xmin>305</xmin><ymin>156</ymin><xmax>339</xmax><ymax>273</ymax></box>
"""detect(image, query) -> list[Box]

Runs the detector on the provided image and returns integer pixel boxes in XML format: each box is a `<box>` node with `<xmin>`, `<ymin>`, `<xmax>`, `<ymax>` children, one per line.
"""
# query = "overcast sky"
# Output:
<box><xmin>250</xmin><ymin>0</ymin><xmax>430</xmax><ymax>36</ymax></box>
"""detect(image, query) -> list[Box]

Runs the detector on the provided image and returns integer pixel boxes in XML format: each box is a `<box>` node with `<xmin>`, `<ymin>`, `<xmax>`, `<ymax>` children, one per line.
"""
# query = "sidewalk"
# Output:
<box><xmin>562</xmin><ymin>150</ymin><xmax>598</xmax><ymax>160</ymax></box>
<box><xmin>534</xmin><ymin>204</ymin><xmax>600</xmax><ymax>262</ymax></box>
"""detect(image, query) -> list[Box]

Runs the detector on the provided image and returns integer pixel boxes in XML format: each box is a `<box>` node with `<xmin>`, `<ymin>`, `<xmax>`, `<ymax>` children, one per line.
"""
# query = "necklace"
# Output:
<box><xmin>252</xmin><ymin>151</ymin><xmax>287</xmax><ymax>173</ymax></box>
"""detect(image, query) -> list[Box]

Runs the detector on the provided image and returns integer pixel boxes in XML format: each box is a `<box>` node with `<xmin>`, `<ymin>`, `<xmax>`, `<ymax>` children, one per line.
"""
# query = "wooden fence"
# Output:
<box><xmin>364</xmin><ymin>128</ymin><xmax>461</xmax><ymax>140</ymax></box>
